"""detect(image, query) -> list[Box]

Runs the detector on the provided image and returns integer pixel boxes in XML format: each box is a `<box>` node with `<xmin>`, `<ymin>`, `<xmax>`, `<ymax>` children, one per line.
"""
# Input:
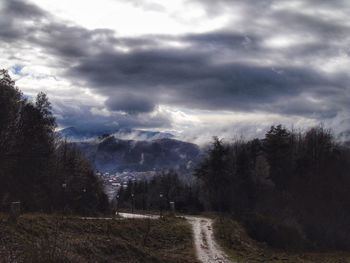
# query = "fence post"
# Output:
<box><xmin>10</xmin><ymin>202</ymin><xmax>21</xmax><ymax>222</ymax></box>
<box><xmin>169</xmin><ymin>201</ymin><xmax>175</xmax><ymax>216</ymax></box>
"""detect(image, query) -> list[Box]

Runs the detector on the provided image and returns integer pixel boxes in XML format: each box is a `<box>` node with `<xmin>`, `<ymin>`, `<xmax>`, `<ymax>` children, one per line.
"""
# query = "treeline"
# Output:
<box><xmin>0</xmin><ymin>70</ymin><xmax>108</xmax><ymax>214</ymax></box>
<box><xmin>195</xmin><ymin>125</ymin><xmax>350</xmax><ymax>250</ymax></box>
<box><xmin>118</xmin><ymin>171</ymin><xmax>203</xmax><ymax>213</ymax></box>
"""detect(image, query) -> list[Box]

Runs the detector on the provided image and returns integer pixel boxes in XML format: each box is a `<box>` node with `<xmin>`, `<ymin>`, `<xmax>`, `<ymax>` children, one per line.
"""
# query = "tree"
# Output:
<box><xmin>263</xmin><ymin>125</ymin><xmax>293</xmax><ymax>190</ymax></box>
<box><xmin>119</xmin><ymin>171</ymin><xmax>203</xmax><ymax>213</ymax></box>
<box><xmin>0</xmin><ymin>70</ymin><xmax>23</xmax><ymax>208</ymax></box>
<box><xmin>195</xmin><ymin>137</ymin><xmax>233</xmax><ymax>212</ymax></box>
<box><xmin>0</xmin><ymin>70</ymin><xmax>108</xmax><ymax>214</ymax></box>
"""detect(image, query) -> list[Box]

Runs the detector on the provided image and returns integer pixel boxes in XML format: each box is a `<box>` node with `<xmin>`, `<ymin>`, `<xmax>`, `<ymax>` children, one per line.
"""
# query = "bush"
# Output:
<box><xmin>243</xmin><ymin>213</ymin><xmax>311</xmax><ymax>250</ymax></box>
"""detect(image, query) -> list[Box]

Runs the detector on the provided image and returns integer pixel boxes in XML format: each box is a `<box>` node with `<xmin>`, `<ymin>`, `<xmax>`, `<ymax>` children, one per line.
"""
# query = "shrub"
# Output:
<box><xmin>243</xmin><ymin>213</ymin><xmax>311</xmax><ymax>250</ymax></box>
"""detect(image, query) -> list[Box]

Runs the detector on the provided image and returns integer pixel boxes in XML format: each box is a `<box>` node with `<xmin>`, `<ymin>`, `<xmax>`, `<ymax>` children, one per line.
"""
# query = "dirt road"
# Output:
<box><xmin>119</xmin><ymin>213</ymin><xmax>232</xmax><ymax>263</ymax></box>
<box><xmin>186</xmin><ymin>216</ymin><xmax>232</xmax><ymax>263</ymax></box>
<box><xmin>118</xmin><ymin>212</ymin><xmax>160</xmax><ymax>219</ymax></box>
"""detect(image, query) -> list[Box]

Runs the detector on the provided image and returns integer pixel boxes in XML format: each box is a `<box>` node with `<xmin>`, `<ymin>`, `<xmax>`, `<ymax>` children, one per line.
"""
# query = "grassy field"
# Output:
<box><xmin>214</xmin><ymin>216</ymin><xmax>350</xmax><ymax>263</ymax></box>
<box><xmin>0</xmin><ymin>213</ymin><xmax>199</xmax><ymax>263</ymax></box>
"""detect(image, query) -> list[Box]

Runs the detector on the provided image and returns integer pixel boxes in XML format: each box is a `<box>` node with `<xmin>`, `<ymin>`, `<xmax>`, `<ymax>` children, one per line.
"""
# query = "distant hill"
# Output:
<box><xmin>57</xmin><ymin>127</ymin><xmax>174</xmax><ymax>142</ymax></box>
<box><xmin>68</xmin><ymin>134</ymin><xmax>200</xmax><ymax>173</ymax></box>
<box><xmin>58</xmin><ymin>127</ymin><xmax>201</xmax><ymax>174</ymax></box>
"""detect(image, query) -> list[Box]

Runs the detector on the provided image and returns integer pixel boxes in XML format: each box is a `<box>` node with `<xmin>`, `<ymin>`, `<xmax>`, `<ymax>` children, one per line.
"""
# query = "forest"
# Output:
<box><xmin>0</xmin><ymin>69</ymin><xmax>108</xmax><ymax>214</ymax></box>
<box><xmin>196</xmin><ymin>126</ymin><xmax>350</xmax><ymax>249</ymax></box>
<box><xmin>2</xmin><ymin>68</ymin><xmax>350</xmax><ymax>250</ymax></box>
<box><xmin>121</xmin><ymin>124</ymin><xmax>350</xmax><ymax>249</ymax></box>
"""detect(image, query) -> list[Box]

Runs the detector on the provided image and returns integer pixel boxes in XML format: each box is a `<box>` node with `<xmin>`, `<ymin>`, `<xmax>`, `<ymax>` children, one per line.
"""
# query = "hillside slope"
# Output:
<box><xmin>75</xmin><ymin>136</ymin><xmax>201</xmax><ymax>173</ymax></box>
<box><xmin>0</xmin><ymin>214</ymin><xmax>199</xmax><ymax>263</ymax></box>
<box><xmin>214</xmin><ymin>217</ymin><xmax>350</xmax><ymax>263</ymax></box>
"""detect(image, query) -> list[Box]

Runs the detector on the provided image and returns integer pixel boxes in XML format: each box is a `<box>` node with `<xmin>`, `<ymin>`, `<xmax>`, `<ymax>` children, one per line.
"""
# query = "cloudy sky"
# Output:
<box><xmin>1</xmin><ymin>0</ymin><xmax>350</xmax><ymax>143</ymax></box>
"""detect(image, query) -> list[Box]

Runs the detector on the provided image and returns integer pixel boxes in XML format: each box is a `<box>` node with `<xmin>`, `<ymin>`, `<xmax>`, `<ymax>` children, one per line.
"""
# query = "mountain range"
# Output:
<box><xmin>58</xmin><ymin>127</ymin><xmax>201</xmax><ymax>173</ymax></box>
<box><xmin>58</xmin><ymin>127</ymin><xmax>175</xmax><ymax>142</ymax></box>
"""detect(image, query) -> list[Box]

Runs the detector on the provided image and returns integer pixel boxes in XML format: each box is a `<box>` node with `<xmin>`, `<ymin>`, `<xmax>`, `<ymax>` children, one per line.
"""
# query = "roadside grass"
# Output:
<box><xmin>0</xmin><ymin>213</ymin><xmax>199</xmax><ymax>263</ymax></box>
<box><xmin>214</xmin><ymin>216</ymin><xmax>350</xmax><ymax>263</ymax></box>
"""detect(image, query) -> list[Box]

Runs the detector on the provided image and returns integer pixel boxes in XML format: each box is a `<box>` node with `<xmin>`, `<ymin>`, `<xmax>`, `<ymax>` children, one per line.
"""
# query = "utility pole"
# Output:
<box><xmin>131</xmin><ymin>193</ymin><xmax>135</xmax><ymax>214</ymax></box>
<box><xmin>131</xmin><ymin>180</ymin><xmax>135</xmax><ymax>214</ymax></box>
<box><xmin>62</xmin><ymin>182</ymin><xmax>67</xmax><ymax>214</ymax></box>
<box><xmin>116</xmin><ymin>194</ymin><xmax>120</xmax><ymax>216</ymax></box>
<box><xmin>159</xmin><ymin>193</ymin><xmax>163</xmax><ymax>218</ymax></box>
<box><xmin>169</xmin><ymin>201</ymin><xmax>175</xmax><ymax>216</ymax></box>
<box><xmin>82</xmin><ymin>188</ymin><xmax>86</xmax><ymax>214</ymax></box>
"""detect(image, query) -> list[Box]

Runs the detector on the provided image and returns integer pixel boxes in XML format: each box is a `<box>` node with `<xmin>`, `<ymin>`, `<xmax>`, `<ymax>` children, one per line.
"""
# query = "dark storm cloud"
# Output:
<box><xmin>54</xmin><ymin>102</ymin><xmax>171</xmax><ymax>132</ymax></box>
<box><xmin>188</xmin><ymin>0</ymin><xmax>350</xmax><ymax>18</ymax></box>
<box><xmin>188</xmin><ymin>0</ymin><xmax>350</xmax><ymax>48</ymax></box>
<box><xmin>182</xmin><ymin>32</ymin><xmax>261</xmax><ymax>51</ymax></box>
<box><xmin>2</xmin><ymin>0</ymin><xmax>45</xmax><ymax>18</ymax></box>
<box><xmin>69</xmin><ymin>47</ymin><xmax>344</xmax><ymax>118</ymax></box>
<box><xmin>35</xmin><ymin>25</ymin><xmax>117</xmax><ymax>59</ymax></box>
<box><xmin>0</xmin><ymin>0</ymin><xmax>119</xmax><ymax>58</ymax></box>
<box><xmin>2</xmin><ymin>0</ymin><xmax>350</xmax><ymax>131</ymax></box>
<box><xmin>105</xmin><ymin>94</ymin><xmax>155</xmax><ymax>114</ymax></box>
<box><xmin>272</xmin><ymin>11</ymin><xmax>350</xmax><ymax>41</ymax></box>
<box><xmin>0</xmin><ymin>0</ymin><xmax>172</xmax><ymax>128</ymax></box>
<box><xmin>0</xmin><ymin>0</ymin><xmax>47</xmax><ymax>40</ymax></box>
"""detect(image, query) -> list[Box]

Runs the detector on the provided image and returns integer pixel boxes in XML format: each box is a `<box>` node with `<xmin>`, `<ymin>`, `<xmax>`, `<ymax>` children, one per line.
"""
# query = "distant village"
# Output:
<box><xmin>97</xmin><ymin>171</ymin><xmax>157</xmax><ymax>200</ymax></box>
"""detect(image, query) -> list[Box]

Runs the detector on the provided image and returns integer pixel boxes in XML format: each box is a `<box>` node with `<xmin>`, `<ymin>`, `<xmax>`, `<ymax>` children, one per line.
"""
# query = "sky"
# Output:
<box><xmin>1</xmin><ymin>0</ymin><xmax>350</xmax><ymax>143</ymax></box>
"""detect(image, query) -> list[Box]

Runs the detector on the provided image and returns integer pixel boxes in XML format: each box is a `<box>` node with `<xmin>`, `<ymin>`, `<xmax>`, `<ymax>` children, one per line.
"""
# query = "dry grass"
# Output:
<box><xmin>0</xmin><ymin>213</ymin><xmax>199</xmax><ymax>263</ymax></box>
<box><xmin>214</xmin><ymin>216</ymin><xmax>350</xmax><ymax>263</ymax></box>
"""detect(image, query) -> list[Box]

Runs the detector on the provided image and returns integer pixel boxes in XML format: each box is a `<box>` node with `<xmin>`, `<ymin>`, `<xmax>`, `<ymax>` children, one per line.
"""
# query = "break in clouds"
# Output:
<box><xmin>1</xmin><ymin>0</ymin><xmax>350</xmax><ymax>143</ymax></box>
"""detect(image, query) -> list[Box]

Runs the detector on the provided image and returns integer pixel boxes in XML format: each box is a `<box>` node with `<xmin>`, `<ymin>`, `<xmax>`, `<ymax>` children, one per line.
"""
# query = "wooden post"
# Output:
<box><xmin>159</xmin><ymin>193</ymin><xmax>163</xmax><ymax>218</ymax></box>
<box><xmin>10</xmin><ymin>202</ymin><xmax>21</xmax><ymax>222</ymax></box>
<box><xmin>116</xmin><ymin>194</ymin><xmax>120</xmax><ymax>217</ymax></box>
<box><xmin>169</xmin><ymin>201</ymin><xmax>175</xmax><ymax>216</ymax></box>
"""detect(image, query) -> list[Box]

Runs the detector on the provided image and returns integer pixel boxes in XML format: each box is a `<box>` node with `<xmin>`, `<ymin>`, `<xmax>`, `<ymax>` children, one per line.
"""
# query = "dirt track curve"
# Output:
<box><xmin>119</xmin><ymin>213</ymin><xmax>232</xmax><ymax>263</ymax></box>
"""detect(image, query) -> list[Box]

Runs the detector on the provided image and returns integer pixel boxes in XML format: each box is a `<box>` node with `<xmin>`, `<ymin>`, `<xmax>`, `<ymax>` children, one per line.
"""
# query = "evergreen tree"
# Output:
<box><xmin>0</xmin><ymin>70</ymin><xmax>108</xmax><ymax>214</ymax></box>
<box><xmin>263</xmin><ymin>125</ymin><xmax>293</xmax><ymax>190</ymax></box>
<box><xmin>194</xmin><ymin>137</ymin><xmax>232</xmax><ymax>212</ymax></box>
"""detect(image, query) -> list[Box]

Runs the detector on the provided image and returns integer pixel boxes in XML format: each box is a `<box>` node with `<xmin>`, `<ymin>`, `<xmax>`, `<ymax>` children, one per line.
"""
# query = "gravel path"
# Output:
<box><xmin>119</xmin><ymin>213</ymin><xmax>232</xmax><ymax>263</ymax></box>
<box><xmin>118</xmin><ymin>212</ymin><xmax>160</xmax><ymax>219</ymax></box>
<box><xmin>186</xmin><ymin>216</ymin><xmax>232</xmax><ymax>263</ymax></box>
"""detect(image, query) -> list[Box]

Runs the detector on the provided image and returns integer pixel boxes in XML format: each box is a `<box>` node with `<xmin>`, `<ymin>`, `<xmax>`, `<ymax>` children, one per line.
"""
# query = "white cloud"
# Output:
<box><xmin>30</xmin><ymin>0</ymin><xmax>229</xmax><ymax>36</ymax></box>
